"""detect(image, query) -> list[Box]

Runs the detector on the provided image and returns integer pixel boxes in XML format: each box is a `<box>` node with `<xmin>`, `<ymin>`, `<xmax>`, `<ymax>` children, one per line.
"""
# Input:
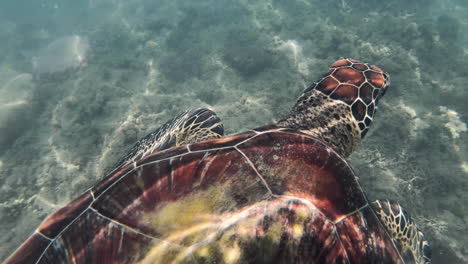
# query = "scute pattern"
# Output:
<box><xmin>372</xmin><ymin>200</ymin><xmax>431</xmax><ymax>264</ymax></box>
<box><xmin>139</xmin><ymin>197</ymin><xmax>348</xmax><ymax>263</ymax></box>
<box><xmin>39</xmin><ymin>210</ymin><xmax>155</xmax><ymax>264</ymax></box>
<box><xmin>6</xmin><ymin>59</ymin><xmax>425</xmax><ymax>264</ymax></box>
<box><xmin>331</xmin><ymin>84</ymin><xmax>358</xmax><ymax>104</ymax></box>
<box><xmin>277</xmin><ymin>59</ymin><xmax>390</xmax><ymax>158</ymax></box>
<box><xmin>335</xmin><ymin>206</ymin><xmax>402</xmax><ymax>263</ymax></box>
<box><xmin>5</xmin><ymin>234</ymin><xmax>49</xmax><ymax>264</ymax></box>
<box><xmin>5</xmin><ymin>130</ymin><xmax>404</xmax><ymax>264</ymax></box>
<box><xmin>236</xmin><ymin>131</ymin><xmax>368</xmax><ymax>221</ymax></box>
<box><xmin>315</xmin><ymin>76</ymin><xmax>340</xmax><ymax>95</ymax></box>
<box><xmin>313</xmin><ymin>58</ymin><xmax>389</xmax><ymax>137</ymax></box>
<box><xmin>38</xmin><ymin>191</ymin><xmax>93</xmax><ymax>238</ymax></box>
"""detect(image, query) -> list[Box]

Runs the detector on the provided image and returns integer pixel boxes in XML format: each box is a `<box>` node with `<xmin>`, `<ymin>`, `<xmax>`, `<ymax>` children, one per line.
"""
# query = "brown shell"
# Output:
<box><xmin>6</xmin><ymin>128</ymin><xmax>403</xmax><ymax>263</ymax></box>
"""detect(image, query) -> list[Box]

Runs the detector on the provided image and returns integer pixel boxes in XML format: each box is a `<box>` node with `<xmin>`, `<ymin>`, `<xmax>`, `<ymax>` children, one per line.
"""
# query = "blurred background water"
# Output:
<box><xmin>0</xmin><ymin>0</ymin><xmax>466</xmax><ymax>262</ymax></box>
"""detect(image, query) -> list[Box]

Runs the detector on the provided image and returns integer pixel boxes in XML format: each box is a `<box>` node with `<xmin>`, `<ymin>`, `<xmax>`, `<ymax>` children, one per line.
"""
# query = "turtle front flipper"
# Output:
<box><xmin>112</xmin><ymin>108</ymin><xmax>224</xmax><ymax>171</ymax></box>
<box><xmin>372</xmin><ymin>200</ymin><xmax>431</xmax><ymax>264</ymax></box>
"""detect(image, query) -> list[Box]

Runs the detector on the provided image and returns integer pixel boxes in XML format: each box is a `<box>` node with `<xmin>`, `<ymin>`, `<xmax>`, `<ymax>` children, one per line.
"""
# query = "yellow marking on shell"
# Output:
<box><xmin>196</xmin><ymin>246</ymin><xmax>209</xmax><ymax>258</ymax></box>
<box><xmin>135</xmin><ymin>172</ymin><xmax>145</xmax><ymax>191</ymax></box>
<box><xmin>292</xmin><ymin>223</ymin><xmax>304</xmax><ymax>238</ymax></box>
<box><xmin>224</xmin><ymin>243</ymin><xmax>241</xmax><ymax>264</ymax></box>
<box><xmin>150</xmin><ymin>184</ymin><xmax>234</xmax><ymax>236</ymax></box>
<box><xmin>139</xmin><ymin>196</ymin><xmax>321</xmax><ymax>263</ymax></box>
<box><xmin>299</xmin><ymin>210</ymin><xmax>309</xmax><ymax>220</ymax></box>
<box><xmin>137</xmin><ymin>241</ymin><xmax>176</xmax><ymax>264</ymax></box>
<box><xmin>267</xmin><ymin>221</ymin><xmax>284</xmax><ymax>241</ymax></box>
<box><xmin>292</xmin><ymin>207</ymin><xmax>308</xmax><ymax>239</ymax></box>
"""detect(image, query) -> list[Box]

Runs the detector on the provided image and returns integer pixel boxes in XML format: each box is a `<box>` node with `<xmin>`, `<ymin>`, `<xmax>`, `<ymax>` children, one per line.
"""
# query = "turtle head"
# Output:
<box><xmin>278</xmin><ymin>58</ymin><xmax>390</xmax><ymax>157</ymax></box>
<box><xmin>313</xmin><ymin>58</ymin><xmax>390</xmax><ymax>138</ymax></box>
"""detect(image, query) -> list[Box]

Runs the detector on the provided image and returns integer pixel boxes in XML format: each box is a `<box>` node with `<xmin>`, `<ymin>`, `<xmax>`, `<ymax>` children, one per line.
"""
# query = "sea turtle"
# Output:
<box><xmin>6</xmin><ymin>59</ymin><xmax>431</xmax><ymax>264</ymax></box>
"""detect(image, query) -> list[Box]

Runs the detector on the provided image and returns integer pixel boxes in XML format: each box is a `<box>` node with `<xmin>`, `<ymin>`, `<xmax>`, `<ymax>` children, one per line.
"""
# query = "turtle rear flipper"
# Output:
<box><xmin>112</xmin><ymin>108</ymin><xmax>223</xmax><ymax>172</ymax></box>
<box><xmin>372</xmin><ymin>200</ymin><xmax>431</xmax><ymax>264</ymax></box>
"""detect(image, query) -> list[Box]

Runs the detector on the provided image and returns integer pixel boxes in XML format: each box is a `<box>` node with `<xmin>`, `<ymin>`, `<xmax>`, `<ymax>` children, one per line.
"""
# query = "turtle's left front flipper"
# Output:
<box><xmin>112</xmin><ymin>108</ymin><xmax>224</xmax><ymax>172</ymax></box>
<box><xmin>372</xmin><ymin>200</ymin><xmax>431</xmax><ymax>264</ymax></box>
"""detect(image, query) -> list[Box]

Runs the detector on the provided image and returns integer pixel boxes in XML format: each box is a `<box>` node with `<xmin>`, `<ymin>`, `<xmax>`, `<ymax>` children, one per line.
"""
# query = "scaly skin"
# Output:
<box><xmin>278</xmin><ymin>58</ymin><xmax>390</xmax><ymax>157</ymax></box>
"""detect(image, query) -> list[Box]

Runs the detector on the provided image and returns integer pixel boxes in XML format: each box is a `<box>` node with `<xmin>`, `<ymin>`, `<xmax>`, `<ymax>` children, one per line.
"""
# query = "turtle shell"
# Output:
<box><xmin>6</xmin><ymin>127</ymin><xmax>403</xmax><ymax>263</ymax></box>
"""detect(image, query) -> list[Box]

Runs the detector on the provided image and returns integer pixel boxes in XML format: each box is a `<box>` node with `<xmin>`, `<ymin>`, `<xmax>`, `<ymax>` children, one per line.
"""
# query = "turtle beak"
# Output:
<box><xmin>379</xmin><ymin>72</ymin><xmax>390</xmax><ymax>99</ymax></box>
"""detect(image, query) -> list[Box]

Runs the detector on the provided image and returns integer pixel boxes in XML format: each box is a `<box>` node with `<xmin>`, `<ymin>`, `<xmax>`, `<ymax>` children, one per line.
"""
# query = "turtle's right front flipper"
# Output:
<box><xmin>112</xmin><ymin>108</ymin><xmax>224</xmax><ymax>172</ymax></box>
<box><xmin>372</xmin><ymin>200</ymin><xmax>431</xmax><ymax>264</ymax></box>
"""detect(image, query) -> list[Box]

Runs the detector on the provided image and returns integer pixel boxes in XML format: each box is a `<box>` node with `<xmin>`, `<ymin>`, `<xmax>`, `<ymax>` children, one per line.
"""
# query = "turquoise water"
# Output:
<box><xmin>0</xmin><ymin>0</ymin><xmax>466</xmax><ymax>262</ymax></box>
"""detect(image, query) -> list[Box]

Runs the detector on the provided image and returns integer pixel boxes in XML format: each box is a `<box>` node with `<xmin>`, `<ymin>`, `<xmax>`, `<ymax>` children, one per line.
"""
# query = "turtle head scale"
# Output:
<box><xmin>277</xmin><ymin>58</ymin><xmax>390</xmax><ymax>157</ymax></box>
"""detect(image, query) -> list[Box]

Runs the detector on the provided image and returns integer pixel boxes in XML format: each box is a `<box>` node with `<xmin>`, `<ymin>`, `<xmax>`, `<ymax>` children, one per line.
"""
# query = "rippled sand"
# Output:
<box><xmin>0</xmin><ymin>0</ymin><xmax>466</xmax><ymax>262</ymax></box>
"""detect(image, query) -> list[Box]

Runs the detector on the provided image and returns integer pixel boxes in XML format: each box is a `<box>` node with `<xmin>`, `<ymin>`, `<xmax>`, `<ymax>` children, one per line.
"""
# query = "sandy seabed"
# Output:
<box><xmin>0</xmin><ymin>0</ymin><xmax>466</xmax><ymax>262</ymax></box>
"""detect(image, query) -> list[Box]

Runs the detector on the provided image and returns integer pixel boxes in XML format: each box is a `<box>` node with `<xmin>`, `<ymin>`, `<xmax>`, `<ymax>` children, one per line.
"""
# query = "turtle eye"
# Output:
<box><xmin>380</xmin><ymin>72</ymin><xmax>390</xmax><ymax>97</ymax></box>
